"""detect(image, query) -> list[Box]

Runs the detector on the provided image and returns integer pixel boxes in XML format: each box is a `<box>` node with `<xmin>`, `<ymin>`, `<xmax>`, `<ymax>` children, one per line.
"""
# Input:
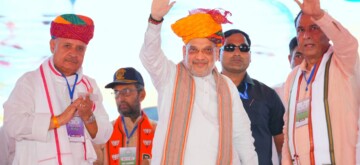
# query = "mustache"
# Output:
<box><xmin>64</xmin><ymin>57</ymin><xmax>78</xmax><ymax>63</ymax></box>
<box><xmin>231</xmin><ymin>56</ymin><xmax>244</xmax><ymax>61</ymax></box>
<box><xmin>118</xmin><ymin>101</ymin><xmax>130</xmax><ymax>108</ymax></box>
<box><xmin>192</xmin><ymin>59</ymin><xmax>208</xmax><ymax>64</ymax></box>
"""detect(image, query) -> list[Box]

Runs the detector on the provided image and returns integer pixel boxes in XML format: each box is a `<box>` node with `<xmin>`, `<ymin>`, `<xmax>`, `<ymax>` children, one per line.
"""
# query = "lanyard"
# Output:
<box><xmin>62</xmin><ymin>73</ymin><xmax>79</xmax><ymax>103</ymax></box>
<box><xmin>292</xmin><ymin>75</ymin><xmax>315</xmax><ymax>164</ymax></box>
<box><xmin>239</xmin><ymin>82</ymin><xmax>249</xmax><ymax>99</ymax></box>
<box><xmin>121</xmin><ymin>116</ymin><xmax>138</xmax><ymax>145</ymax></box>
<box><xmin>292</xmin><ymin>60</ymin><xmax>321</xmax><ymax>164</ymax></box>
<box><xmin>302</xmin><ymin>64</ymin><xmax>317</xmax><ymax>91</ymax></box>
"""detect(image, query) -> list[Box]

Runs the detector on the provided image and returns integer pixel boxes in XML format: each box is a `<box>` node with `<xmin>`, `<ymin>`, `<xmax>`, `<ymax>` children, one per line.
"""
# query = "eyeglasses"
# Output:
<box><xmin>112</xmin><ymin>88</ymin><xmax>138</xmax><ymax>98</ymax></box>
<box><xmin>223</xmin><ymin>44</ymin><xmax>250</xmax><ymax>52</ymax></box>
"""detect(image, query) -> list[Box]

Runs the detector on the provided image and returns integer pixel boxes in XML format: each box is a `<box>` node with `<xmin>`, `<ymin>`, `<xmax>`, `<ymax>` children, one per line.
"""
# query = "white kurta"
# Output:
<box><xmin>140</xmin><ymin>23</ymin><xmax>258</xmax><ymax>165</ymax></box>
<box><xmin>0</xmin><ymin>126</ymin><xmax>15</xmax><ymax>165</ymax></box>
<box><xmin>3</xmin><ymin>57</ymin><xmax>113</xmax><ymax>165</ymax></box>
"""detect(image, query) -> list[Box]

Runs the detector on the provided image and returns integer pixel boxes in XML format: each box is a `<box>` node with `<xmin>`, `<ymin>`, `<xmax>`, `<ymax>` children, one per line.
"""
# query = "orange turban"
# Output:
<box><xmin>171</xmin><ymin>8</ymin><xmax>232</xmax><ymax>47</ymax></box>
<box><xmin>50</xmin><ymin>14</ymin><xmax>94</xmax><ymax>44</ymax></box>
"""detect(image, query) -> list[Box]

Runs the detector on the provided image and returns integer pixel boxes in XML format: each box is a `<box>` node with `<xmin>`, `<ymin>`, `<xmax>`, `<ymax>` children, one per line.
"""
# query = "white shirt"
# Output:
<box><xmin>140</xmin><ymin>23</ymin><xmax>258</xmax><ymax>165</ymax></box>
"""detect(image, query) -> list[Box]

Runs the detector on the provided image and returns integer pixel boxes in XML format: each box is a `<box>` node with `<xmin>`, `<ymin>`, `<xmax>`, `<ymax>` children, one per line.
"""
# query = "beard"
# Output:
<box><xmin>117</xmin><ymin>100</ymin><xmax>141</xmax><ymax>118</ymax></box>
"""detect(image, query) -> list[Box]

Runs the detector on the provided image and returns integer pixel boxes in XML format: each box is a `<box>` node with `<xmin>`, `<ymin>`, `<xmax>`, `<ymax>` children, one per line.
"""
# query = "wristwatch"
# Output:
<box><xmin>84</xmin><ymin>114</ymin><xmax>96</xmax><ymax>124</ymax></box>
<box><xmin>148</xmin><ymin>14</ymin><xmax>164</xmax><ymax>25</ymax></box>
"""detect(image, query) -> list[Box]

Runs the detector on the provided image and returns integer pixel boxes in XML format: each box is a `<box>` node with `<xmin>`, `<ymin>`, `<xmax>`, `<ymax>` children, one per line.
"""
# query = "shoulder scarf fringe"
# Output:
<box><xmin>323</xmin><ymin>54</ymin><xmax>335</xmax><ymax>164</ymax></box>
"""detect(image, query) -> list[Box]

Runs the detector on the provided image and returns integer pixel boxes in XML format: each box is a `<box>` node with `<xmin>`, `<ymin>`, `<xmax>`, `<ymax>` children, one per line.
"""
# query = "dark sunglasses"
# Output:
<box><xmin>223</xmin><ymin>43</ymin><xmax>250</xmax><ymax>52</ymax></box>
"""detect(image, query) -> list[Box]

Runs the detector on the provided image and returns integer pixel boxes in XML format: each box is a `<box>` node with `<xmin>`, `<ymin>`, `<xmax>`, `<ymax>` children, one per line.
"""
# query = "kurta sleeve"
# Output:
<box><xmin>314</xmin><ymin>12</ymin><xmax>359</xmax><ymax>77</ymax></box>
<box><xmin>139</xmin><ymin>23</ymin><xmax>176</xmax><ymax>91</ymax></box>
<box><xmin>4</xmin><ymin>73</ymin><xmax>51</xmax><ymax>142</ymax></box>
<box><xmin>227</xmin><ymin>77</ymin><xmax>258</xmax><ymax>165</ymax></box>
<box><xmin>315</xmin><ymin>12</ymin><xmax>360</xmax><ymax>164</ymax></box>
<box><xmin>269</xmin><ymin>89</ymin><xmax>285</xmax><ymax>136</ymax></box>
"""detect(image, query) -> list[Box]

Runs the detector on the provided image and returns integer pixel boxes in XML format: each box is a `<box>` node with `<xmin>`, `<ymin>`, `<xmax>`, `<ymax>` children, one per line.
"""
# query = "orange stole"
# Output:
<box><xmin>106</xmin><ymin>114</ymin><xmax>155</xmax><ymax>165</ymax></box>
<box><xmin>161</xmin><ymin>63</ymin><xmax>233</xmax><ymax>165</ymax></box>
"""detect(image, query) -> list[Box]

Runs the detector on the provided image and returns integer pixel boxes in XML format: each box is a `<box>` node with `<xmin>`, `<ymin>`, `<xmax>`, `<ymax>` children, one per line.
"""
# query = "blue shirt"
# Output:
<box><xmin>238</xmin><ymin>73</ymin><xmax>284</xmax><ymax>165</ymax></box>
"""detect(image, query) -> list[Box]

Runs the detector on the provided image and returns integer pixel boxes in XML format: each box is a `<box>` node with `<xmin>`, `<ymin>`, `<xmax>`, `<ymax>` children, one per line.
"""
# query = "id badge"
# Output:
<box><xmin>295</xmin><ymin>98</ymin><xmax>310</xmax><ymax>128</ymax></box>
<box><xmin>119</xmin><ymin>147</ymin><xmax>136</xmax><ymax>165</ymax></box>
<box><xmin>66</xmin><ymin>115</ymin><xmax>85</xmax><ymax>142</ymax></box>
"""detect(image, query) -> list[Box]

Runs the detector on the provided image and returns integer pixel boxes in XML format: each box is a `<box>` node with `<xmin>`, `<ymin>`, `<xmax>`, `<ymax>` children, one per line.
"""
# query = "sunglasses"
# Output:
<box><xmin>223</xmin><ymin>44</ymin><xmax>250</xmax><ymax>52</ymax></box>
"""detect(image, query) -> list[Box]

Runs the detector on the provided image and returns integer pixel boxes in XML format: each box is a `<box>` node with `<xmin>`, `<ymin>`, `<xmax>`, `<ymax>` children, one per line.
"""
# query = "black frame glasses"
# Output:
<box><xmin>223</xmin><ymin>43</ymin><xmax>250</xmax><ymax>52</ymax></box>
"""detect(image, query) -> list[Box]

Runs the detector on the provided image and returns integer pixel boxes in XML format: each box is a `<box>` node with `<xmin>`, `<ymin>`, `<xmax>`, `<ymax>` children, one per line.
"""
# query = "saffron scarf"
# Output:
<box><xmin>106</xmin><ymin>113</ymin><xmax>155</xmax><ymax>165</ymax></box>
<box><xmin>161</xmin><ymin>63</ymin><xmax>233</xmax><ymax>165</ymax></box>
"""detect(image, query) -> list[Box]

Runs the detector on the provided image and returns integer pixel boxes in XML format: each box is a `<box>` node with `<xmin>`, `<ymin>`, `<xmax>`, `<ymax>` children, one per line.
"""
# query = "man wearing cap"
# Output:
<box><xmin>101</xmin><ymin>67</ymin><xmax>156</xmax><ymax>165</ymax></box>
<box><xmin>3</xmin><ymin>14</ymin><xmax>112</xmax><ymax>165</ymax></box>
<box><xmin>139</xmin><ymin>0</ymin><xmax>258</xmax><ymax>164</ymax></box>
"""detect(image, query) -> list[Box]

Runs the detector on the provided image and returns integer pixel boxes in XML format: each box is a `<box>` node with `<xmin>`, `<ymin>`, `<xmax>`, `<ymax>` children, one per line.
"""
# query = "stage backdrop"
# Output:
<box><xmin>1</xmin><ymin>0</ymin><xmax>360</xmax><ymax>125</ymax></box>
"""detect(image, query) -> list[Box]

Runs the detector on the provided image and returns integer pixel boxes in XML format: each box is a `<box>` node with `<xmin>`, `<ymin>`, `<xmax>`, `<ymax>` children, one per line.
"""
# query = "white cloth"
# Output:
<box><xmin>140</xmin><ymin>23</ymin><xmax>258</xmax><ymax>165</ymax></box>
<box><xmin>3</xmin><ymin>57</ymin><xmax>113</xmax><ymax>165</ymax></box>
<box><xmin>0</xmin><ymin>126</ymin><xmax>15</xmax><ymax>165</ymax></box>
<box><xmin>271</xmin><ymin>138</ymin><xmax>279</xmax><ymax>165</ymax></box>
<box><xmin>272</xmin><ymin>83</ymin><xmax>283</xmax><ymax>165</ymax></box>
<box><xmin>287</xmin><ymin>48</ymin><xmax>333</xmax><ymax>164</ymax></box>
<box><xmin>282</xmin><ymin>12</ymin><xmax>360</xmax><ymax>165</ymax></box>
<box><xmin>273</xmin><ymin>82</ymin><xmax>285</xmax><ymax>107</ymax></box>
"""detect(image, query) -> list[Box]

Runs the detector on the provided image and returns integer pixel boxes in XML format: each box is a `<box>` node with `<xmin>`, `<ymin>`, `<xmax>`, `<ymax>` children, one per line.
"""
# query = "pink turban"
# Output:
<box><xmin>50</xmin><ymin>14</ymin><xmax>94</xmax><ymax>44</ymax></box>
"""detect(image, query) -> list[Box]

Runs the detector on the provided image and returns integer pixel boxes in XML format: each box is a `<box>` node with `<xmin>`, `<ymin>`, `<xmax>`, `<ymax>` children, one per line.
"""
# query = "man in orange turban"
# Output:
<box><xmin>171</xmin><ymin>8</ymin><xmax>232</xmax><ymax>47</ymax></box>
<box><xmin>139</xmin><ymin>0</ymin><xmax>258</xmax><ymax>164</ymax></box>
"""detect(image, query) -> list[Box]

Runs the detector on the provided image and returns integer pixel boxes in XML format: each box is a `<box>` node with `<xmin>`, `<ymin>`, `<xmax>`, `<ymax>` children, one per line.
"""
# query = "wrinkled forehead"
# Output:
<box><xmin>186</xmin><ymin>38</ymin><xmax>216</xmax><ymax>48</ymax></box>
<box><xmin>296</xmin><ymin>13</ymin><xmax>315</xmax><ymax>28</ymax></box>
<box><xmin>54</xmin><ymin>37</ymin><xmax>88</xmax><ymax>46</ymax></box>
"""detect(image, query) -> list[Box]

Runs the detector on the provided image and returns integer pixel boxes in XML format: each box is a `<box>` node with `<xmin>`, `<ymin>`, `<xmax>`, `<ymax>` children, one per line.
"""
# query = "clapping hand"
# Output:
<box><xmin>76</xmin><ymin>89</ymin><xmax>94</xmax><ymax>122</ymax></box>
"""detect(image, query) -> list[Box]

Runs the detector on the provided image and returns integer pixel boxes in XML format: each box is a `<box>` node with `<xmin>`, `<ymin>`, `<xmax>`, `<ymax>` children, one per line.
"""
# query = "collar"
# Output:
<box><xmin>241</xmin><ymin>72</ymin><xmax>255</xmax><ymax>86</ymax></box>
<box><xmin>299</xmin><ymin>45</ymin><xmax>334</xmax><ymax>73</ymax></box>
<box><xmin>47</xmin><ymin>57</ymin><xmax>84</xmax><ymax>85</ymax></box>
<box><xmin>238</xmin><ymin>72</ymin><xmax>255</xmax><ymax>92</ymax></box>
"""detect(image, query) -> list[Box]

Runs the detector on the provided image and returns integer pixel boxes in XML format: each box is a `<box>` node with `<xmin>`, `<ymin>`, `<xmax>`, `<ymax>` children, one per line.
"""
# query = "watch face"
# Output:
<box><xmin>85</xmin><ymin>114</ymin><xmax>96</xmax><ymax>124</ymax></box>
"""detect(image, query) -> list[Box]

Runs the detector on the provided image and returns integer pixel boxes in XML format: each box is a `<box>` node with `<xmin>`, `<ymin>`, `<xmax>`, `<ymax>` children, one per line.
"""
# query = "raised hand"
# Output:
<box><xmin>151</xmin><ymin>0</ymin><xmax>176</xmax><ymax>21</ymax></box>
<box><xmin>294</xmin><ymin>0</ymin><xmax>324</xmax><ymax>20</ymax></box>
